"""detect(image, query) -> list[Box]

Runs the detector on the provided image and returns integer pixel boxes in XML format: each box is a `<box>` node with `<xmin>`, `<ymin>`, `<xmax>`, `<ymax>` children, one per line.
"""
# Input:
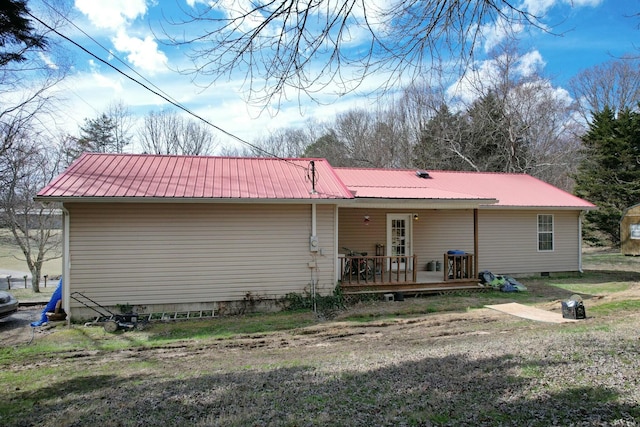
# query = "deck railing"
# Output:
<box><xmin>443</xmin><ymin>252</ymin><xmax>475</xmax><ymax>282</ymax></box>
<box><xmin>340</xmin><ymin>255</ymin><xmax>418</xmax><ymax>285</ymax></box>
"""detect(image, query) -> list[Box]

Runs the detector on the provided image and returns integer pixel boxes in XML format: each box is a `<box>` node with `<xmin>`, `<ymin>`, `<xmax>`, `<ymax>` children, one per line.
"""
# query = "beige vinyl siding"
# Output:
<box><xmin>338</xmin><ymin>208</ymin><xmax>475</xmax><ymax>270</ymax></box>
<box><xmin>478</xmin><ymin>209</ymin><xmax>580</xmax><ymax>274</ymax></box>
<box><xmin>413</xmin><ymin>210</ymin><xmax>474</xmax><ymax>264</ymax></box>
<box><xmin>339</xmin><ymin>207</ymin><xmax>582</xmax><ymax>275</ymax></box>
<box><xmin>66</xmin><ymin>202</ymin><xmax>336</xmax><ymax>309</ymax></box>
<box><xmin>338</xmin><ymin>208</ymin><xmax>387</xmax><ymax>255</ymax></box>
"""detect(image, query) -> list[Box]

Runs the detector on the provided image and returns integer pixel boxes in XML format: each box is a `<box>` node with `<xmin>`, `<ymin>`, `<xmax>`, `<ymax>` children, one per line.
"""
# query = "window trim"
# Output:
<box><xmin>537</xmin><ymin>214</ymin><xmax>554</xmax><ymax>252</ymax></box>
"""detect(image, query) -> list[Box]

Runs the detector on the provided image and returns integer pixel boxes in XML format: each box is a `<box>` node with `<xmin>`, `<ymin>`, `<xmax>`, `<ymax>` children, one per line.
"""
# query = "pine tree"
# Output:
<box><xmin>574</xmin><ymin>107</ymin><xmax>640</xmax><ymax>245</ymax></box>
<box><xmin>67</xmin><ymin>114</ymin><xmax>126</xmax><ymax>160</ymax></box>
<box><xmin>0</xmin><ymin>0</ymin><xmax>47</xmax><ymax>66</ymax></box>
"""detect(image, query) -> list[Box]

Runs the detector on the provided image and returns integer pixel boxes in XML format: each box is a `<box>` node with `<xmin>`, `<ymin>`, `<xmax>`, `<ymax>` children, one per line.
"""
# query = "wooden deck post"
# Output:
<box><xmin>474</xmin><ymin>208</ymin><xmax>479</xmax><ymax>280</ymax></box>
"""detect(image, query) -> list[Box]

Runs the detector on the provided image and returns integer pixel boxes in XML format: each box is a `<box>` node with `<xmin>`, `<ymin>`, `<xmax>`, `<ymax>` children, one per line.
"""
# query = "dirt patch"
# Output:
<box><xmin>4</xmin><ymin>272</ymin><xmax>640</xmax><ymax>425</ymax></box>
<box><xmin>0</xmin><ymin>306</ymin><xmax>46</xmax><ymax>346</ymax></box>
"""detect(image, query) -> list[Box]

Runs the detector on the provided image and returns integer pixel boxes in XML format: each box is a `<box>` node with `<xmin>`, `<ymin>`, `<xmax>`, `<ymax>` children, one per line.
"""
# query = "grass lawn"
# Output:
<box><xmin>0</xmin><ymin>229</ymin><xmax>62</xmax><ymax>277</ymax></box>
<box><xmin>0</xmin><ymin>249</ymin><xmax>639</xmax><ymax>426</ymax></box>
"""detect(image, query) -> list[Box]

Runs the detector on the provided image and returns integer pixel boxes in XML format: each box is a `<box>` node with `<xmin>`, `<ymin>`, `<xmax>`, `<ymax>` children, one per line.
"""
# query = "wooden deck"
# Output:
<box><xmin>339</xmin><ymin>270</ymin><xmax>482</xmax><ymax>295</ymax></box>
<box><xmin>339</xmin><ymin>254</ymin><xmax>481</xmax><ymax>295</ymax></box>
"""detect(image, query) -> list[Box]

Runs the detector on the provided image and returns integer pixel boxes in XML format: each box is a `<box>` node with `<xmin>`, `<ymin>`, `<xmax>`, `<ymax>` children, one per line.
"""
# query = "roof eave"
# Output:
<box><xmin>34</xmin><ymin>196</ymin><xmax>351</xmax><ymax>204</ymax></box>
<box><xmin>480</xmin><ymin>205</ymin><xmax>598</xmax><ymax>210</ymax></box>
<box><xmin>336</xmin><ymin>197</ymin><xmax>497</xmax><ymax>209</ymax></box>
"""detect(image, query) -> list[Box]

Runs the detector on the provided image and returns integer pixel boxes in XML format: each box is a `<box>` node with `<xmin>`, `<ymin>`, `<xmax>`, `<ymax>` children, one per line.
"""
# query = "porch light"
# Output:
<box><xmin>414</xmin><ymin>214</ymin><xmax>419</xmax><ymax>221</ymax></box>
<box><xmin>364</xmin><ymin>215</ymin><xmax>370</xmax><ymax>225</ymax></box>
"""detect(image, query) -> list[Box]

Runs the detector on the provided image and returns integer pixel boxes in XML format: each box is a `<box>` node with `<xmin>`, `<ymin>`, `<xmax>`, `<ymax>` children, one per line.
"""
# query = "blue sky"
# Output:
<box><xmin>29</xmin><ymin>0</ymin><xmax>640</xmax><ymax>151</ymax></box>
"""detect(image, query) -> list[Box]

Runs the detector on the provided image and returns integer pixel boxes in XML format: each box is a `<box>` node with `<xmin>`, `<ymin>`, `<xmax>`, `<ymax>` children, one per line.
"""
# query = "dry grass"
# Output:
<box><xmin>1</xmin><ymin>249</ymin><xmax>639</xmax><ymax>426</ymax></box>
<box><xmin>0</xmin><ymin>229</ymin><xmax>62</xmax><ymax>277</ymax></box>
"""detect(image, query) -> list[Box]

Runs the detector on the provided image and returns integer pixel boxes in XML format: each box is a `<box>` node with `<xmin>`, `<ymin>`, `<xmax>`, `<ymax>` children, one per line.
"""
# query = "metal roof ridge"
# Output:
<box><xmin>335</xmin><ymin>166</ymin><xmax>532</xmax><ymax>176</ymax></box>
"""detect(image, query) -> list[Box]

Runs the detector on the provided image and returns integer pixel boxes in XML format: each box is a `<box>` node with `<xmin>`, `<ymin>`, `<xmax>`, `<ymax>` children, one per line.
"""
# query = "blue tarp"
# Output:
<box><xmin>30</xmin><ymin>278</ymin><xmax>62</xmax><ymax>327</ymax></box>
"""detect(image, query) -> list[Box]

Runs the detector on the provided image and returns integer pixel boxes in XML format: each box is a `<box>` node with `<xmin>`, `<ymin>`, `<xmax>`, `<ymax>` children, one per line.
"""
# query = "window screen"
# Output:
<box><xmin>538</xmin><ymin>214</ymin><xmax>554</xmax><ymax>251</ymax></box>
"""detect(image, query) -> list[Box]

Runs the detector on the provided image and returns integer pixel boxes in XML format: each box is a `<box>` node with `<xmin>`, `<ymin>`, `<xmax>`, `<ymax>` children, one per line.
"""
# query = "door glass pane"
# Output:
<box><xmin>392</xmin><ymin>219</ymin><xmax>406</xmax><ymax>256</ymax></box>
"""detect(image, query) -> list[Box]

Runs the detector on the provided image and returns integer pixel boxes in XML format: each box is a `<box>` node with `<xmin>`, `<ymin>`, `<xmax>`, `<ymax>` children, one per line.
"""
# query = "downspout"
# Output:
<box><xmin>310</xmin><ymin>202</ymin><xmax>318</xmax><ymax>313</ymax></box>
<box><xmin>578</xmin><ymin>211</ymin><xmax>584</xmax><ymax>273</ymax></box>
<box><xmin>61</xmin><ymin>204</ymin><xmax>71</xmax><ymax>325</ymax></box>
<box><xmin>311</xmin><ymin>202</ymin><xmax>317</xmax><ymax>237</ymax></box>
<box><xmin>474</xmin><ymin>208</ymin><xmax>479</xmax><ymax>277</ymax></box>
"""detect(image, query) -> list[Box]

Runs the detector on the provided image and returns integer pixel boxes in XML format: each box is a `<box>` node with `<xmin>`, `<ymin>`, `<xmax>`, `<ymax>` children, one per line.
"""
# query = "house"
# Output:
<box><xmin>36</xmin><ymin>153</ymin><xmax>596</xmax><ymax>320</ymax></box>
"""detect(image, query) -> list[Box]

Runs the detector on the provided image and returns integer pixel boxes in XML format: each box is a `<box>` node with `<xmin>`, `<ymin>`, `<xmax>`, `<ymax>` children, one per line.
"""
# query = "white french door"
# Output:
<box><xmin>387</xmin><ymin>214</ymin><xmax>413</xmax><ymax>271</ymax></box>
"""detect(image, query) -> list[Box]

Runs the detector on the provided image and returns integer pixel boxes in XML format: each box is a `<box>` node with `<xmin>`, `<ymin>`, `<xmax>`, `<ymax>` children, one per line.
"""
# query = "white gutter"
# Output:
<box><xmin>61</xmin><ymin>204</ymin><xmax>71</xmax><ymax>325</ymax></box>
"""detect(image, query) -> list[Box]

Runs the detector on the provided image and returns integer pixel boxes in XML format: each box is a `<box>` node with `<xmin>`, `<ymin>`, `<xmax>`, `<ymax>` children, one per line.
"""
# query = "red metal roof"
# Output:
<box><xmin>334</xmin><ymin>168</ymin><xmax>596</xmax><ymax>208</ymax></box>
<box><xmin>37</xmin><ymin>154</ymin><xmax>595</xmax><ymax>209</ymax></box>
<box><xmin>37</xmin><ymin>153</ymin><xmax>354</xmax><ymax>200</ymax></box>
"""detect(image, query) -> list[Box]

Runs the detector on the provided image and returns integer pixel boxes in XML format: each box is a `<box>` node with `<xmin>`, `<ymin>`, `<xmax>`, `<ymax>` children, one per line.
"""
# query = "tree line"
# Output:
<box><xmin>75</xmin><ymin>47</ymin><xmax>638</xmax><ymax>247</ymax></box>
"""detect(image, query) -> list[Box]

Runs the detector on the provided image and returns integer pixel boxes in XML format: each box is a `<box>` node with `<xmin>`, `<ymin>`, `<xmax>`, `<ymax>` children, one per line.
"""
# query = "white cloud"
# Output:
<box><xmin>74</xmin><ymin>1</ymin><xmax>167</xmax><ymax>74</ymax></box>
<box><xmin>522</xmin><ymin>0</ymin><xmax>558</xmax><ymax>16</ymax></box>
<box><xmin>74</xmin><ymin>0</ymin><xmax>148</xmax><ymax>30</ymax></box>
<box><xmin>482</xmin><ymin>15</ymin><xmax>525</xmax><ymax>53</ymax></box>
<box><xmin>570</xmin><ymin>0</ymin><xmax>603</xmax><ymax>6</ymax></box>
<box><xmin>112</xmin><ymin>31</ymin><xmax>168</xmax><ymax>74</ymax></box>
<box><xmin>522</xmin><ymin>0</ymin><xmax>604</xmax><ymax>16</ymax></box>
<box><xmin>482</xmin><ymin>0</ymin><xmax>604</xmax><ymax>52</ymax></box>
<box><xmin>38</xmin><ymin>52</ymin><xmax>58</xmax><ymax>70</ymax></box>
<box><xmin>516</xmin><ymin>50</ymin><xmax>546</xmax><ymax>77</ymax></box>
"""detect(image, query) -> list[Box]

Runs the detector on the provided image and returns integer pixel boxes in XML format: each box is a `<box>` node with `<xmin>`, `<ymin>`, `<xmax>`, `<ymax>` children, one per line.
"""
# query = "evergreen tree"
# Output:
<box><xmin>574</xmin><ymin>107</ymin><xmax>640</xmax><ymax>246</ymax></box>
<box><xmin>413</xmin><ymin>105</ymin><xmax>467</xmax><ymax>171</ymax></box>
<box><xmin>67</xmin><ymin>113</ymin><xmax>126</xmax><ymax>160</ymax></box>
<box><xmin>303</xmin><ymin>130</ymin><xmax>349</xmax><ymax>166</ymax></box>
<box><xmin>0</xmin><ymin>0</ymin><xmax>47</xmax><ymax>66</ymax></box>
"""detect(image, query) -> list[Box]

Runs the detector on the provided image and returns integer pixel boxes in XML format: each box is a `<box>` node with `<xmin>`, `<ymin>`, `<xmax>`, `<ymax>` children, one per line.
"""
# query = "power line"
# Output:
<box><xmin>41</xmin><ymin>0</ymin><xmax>182</xmax><ymax>115</ymax></box>
<box><xmin>26</xmin><ymin>9</ymin><xmax>306</xmax><ymax>168</ymax></box>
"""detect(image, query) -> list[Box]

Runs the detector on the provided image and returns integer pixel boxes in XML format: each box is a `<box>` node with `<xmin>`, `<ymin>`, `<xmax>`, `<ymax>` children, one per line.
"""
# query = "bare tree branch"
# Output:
<box><xmin>163</xmin><ymin>0</ymin><xmax>547</xmax><ymax>108</ymax></box>
<box><xmin>569</xmin><ymin>57</ymin><xmax>640</xmax><ymax>122</ymax></box>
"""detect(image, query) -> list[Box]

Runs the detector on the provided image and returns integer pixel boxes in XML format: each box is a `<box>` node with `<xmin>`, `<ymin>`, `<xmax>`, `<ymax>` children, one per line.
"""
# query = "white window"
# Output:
<box><xmin>538</xmin><ymin>214</ymin><xmax>554</xmax><ymax>251</ymax></box>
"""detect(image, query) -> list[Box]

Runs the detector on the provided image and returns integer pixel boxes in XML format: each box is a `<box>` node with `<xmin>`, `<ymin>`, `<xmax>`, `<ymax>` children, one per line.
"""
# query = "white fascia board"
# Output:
<box><xmin>335</xmin><ymin>197</ymin><xmax>496</xmax><ymax>210</ymax></box>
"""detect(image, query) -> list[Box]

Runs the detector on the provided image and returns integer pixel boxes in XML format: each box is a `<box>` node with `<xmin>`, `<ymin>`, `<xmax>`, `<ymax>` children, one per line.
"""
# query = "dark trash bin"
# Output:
<box><xmin>562</xmin><ymin>295</ymin><xmax>586</xmax><ymax>319</ymax></box>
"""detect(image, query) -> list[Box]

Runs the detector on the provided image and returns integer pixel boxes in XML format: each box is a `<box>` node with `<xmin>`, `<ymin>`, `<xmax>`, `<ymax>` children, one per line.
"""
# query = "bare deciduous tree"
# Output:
<box><xmin>249</xmin><ymin>120</ymin><xmax>326</xmax><ymax>158</ymax></box>
<box><xmin>568</xmin><ymin>58</ymin><xmax>640</xmax><ymax>122</ymax></box>
<box><xmin>165</xmin><ymin>1</ymin><xmax>545</xmax><ymax>107</ymax></box>
<box><xmin>107</xmin><ymin>101</ymin><xmax>135</xmax><ymax>154</ymax></box>
<box><xmin>138</xmin><ymin>109</ymin><xmax>218</xmax><ymax>155</ymax></box>
<box><xmin>331</xmin><ymin>106</ymin><xmax>412</xmax><ymax>168</ymax></box>
<box><xmin>0</xmin><ymin>0</ymin><xmax>71</xmax><ymax>290</ymax></box>
<box><xmin>411</xmin><ymin>44</ymin><xmax>583</xmax><ymax>189</ymax></box>
<box><xmin>0</xmin><ymin>137</ymin><xmax>63</xmax><ymax>292</ymax></box>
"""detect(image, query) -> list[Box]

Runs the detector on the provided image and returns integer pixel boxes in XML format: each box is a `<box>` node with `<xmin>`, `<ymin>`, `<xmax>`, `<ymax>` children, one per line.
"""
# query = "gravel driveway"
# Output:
<box><xmin>0</xmin><ymin>306</ymin><xmax>50</xmax><ymax>345</ymax></box>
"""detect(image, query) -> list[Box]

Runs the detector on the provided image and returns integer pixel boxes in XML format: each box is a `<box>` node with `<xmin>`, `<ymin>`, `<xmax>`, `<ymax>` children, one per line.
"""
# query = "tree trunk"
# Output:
<box><xmin>30</xmin><ymin>265</ymin><xmax>41</xmax><ymax>293</ymax></box>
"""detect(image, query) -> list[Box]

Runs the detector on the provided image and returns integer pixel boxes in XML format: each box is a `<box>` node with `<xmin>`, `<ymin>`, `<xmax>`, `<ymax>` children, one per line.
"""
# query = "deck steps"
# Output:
<box><xmin>340</xmin><ymin>281</ymin><xmax>483</xmax><ymax>295</ymax></box>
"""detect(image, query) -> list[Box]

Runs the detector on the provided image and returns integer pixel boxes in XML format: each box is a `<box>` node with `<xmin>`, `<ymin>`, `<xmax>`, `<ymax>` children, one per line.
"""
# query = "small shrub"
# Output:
<box><xmin>281</xmin><ymin>285</ymin><xmax>345</xmax><ymax>318</ymax></box>
<box><xmin>116</xmin><ymin>303</ymin><xmax>134</xmax><ymax>314</ymax></box>
<box><xmin>281</xmin><ymin>292</ymin><xmax>313</xmax><ymax>311</ymax></box>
